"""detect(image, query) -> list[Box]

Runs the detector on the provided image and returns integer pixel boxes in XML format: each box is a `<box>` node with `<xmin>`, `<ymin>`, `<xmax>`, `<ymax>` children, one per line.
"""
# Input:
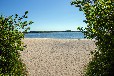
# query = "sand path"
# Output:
<box><xmin>20</xmin><ymin>38</ymin><xmax>96</xmax><ymax>76</ymax></box>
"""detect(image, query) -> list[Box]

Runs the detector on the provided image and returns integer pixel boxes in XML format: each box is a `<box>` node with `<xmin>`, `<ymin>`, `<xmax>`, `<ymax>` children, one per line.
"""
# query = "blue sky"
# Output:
<box><xmin>0</xmin><ymin>0</ymin><xmax>86</xmax><ymax>31</ymax></box>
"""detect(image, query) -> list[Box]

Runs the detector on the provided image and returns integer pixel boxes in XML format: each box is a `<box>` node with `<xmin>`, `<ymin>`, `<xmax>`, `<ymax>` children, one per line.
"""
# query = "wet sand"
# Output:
<box><xmin>20</xmin><ymin>38</ymin><xmax>96</xmax><ymax>76</ymax></box>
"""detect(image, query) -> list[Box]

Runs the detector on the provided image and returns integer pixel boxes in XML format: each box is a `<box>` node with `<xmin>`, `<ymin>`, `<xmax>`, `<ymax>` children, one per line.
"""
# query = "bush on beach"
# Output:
<box><xmin>71</xmin><ymin>0</ymin><xmax>114</xmax><ymax>76</ymax></box>
<box><xmin>0</xmin><ymin>11</ymin><xmax>33</xmax><ymax>75</ymax></box>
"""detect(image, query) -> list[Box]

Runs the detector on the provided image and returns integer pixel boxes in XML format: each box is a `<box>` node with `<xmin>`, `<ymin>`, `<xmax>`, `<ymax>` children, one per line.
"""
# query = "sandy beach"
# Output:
<box><xmin>20</xmin><ymin>38</ymin><xmax>96</xmax><ymax>76</ymax></box>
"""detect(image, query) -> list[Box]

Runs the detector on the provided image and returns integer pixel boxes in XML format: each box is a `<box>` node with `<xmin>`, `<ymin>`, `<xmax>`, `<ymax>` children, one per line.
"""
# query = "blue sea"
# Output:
<box><xmin>24</xmin><ymin>32</ymin><xmax>85</xmax><ymax>39</ymax></box>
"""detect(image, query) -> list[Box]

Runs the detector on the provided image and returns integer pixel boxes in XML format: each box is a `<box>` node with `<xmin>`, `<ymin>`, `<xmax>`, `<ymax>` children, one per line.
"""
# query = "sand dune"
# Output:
<box><xmin>20</xmin><ymin>38</ymin><xmax>96</xmax><ymax>76</ymax></box>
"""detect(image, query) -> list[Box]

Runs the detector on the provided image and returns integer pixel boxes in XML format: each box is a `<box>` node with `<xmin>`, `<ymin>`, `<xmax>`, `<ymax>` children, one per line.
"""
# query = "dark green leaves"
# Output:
<box><xmin>71</xmin><ymin>0</ymin><xmax>114</xmax><ymax>76</ymax></box>
<box><xmin>0</xmin><ymin>11</ymin><xmax>33</xmax><ymax>75</ymax></box>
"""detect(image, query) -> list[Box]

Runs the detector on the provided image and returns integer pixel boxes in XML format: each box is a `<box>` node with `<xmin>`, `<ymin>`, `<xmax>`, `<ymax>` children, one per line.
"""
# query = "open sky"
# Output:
<box><xmin>0</xmin><ymin>0</ymin><xmax>86</xmax><ymax>31</ymax></box>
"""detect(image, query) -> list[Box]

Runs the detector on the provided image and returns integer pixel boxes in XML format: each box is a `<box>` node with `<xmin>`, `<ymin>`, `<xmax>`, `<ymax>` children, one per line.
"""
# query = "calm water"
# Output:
<box><xmin>24</xmin><ymin>32</ymin><xmax>85</xmax><ymax>39</ymax></box>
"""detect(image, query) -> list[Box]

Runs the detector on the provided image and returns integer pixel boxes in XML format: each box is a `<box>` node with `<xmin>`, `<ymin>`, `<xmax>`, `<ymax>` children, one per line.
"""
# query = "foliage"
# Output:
<box><xmin>71</xmin><ymin>0</ymin><xmax>114</xmax><ymax>76</ymax></box>
<box><xmin>0</xmin><ymin>11</ymin><xmax>33</xmax><ymax>75</ymax></box>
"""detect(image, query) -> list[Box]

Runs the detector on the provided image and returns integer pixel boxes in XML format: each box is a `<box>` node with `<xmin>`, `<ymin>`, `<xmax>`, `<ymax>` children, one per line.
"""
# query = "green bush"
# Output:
<box><xmin>0</xmin><ymin>11</ymin><xmax>33</xmax><ymax>75</ymax></box>
<box><xmin>71</xmin><ymin>0</ymin><xmax>114</xmax><ymax>76</ymax></box>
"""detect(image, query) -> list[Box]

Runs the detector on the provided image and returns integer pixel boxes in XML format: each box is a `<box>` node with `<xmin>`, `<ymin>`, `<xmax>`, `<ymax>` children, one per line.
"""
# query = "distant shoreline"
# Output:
<box><xmin>24</xmin><ymin>31</ymin><xmax>81</xmax><ymax>33</ymax></box>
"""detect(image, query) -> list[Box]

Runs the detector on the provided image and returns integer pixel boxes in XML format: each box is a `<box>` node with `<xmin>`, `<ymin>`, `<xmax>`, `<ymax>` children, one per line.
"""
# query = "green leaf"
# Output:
<box><xmin>25</xmin><ymin>11</ymin><xmax>28</xmax><ymax>15</ymax></box>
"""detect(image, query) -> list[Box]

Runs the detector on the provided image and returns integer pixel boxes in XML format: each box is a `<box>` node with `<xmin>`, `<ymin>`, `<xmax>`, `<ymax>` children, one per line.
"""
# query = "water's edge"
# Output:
<box><xmin>24</xmin><ymin>32</ymin><xmax>85</xmax><ymax>39</ymax></box>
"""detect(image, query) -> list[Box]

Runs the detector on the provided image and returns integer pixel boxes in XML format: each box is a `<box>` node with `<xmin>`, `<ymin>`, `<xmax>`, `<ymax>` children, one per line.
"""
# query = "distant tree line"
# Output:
<box><xmin>27</xmin><ymin>30</ymin><xmax>80</xmax><ymax>33</ymax></box>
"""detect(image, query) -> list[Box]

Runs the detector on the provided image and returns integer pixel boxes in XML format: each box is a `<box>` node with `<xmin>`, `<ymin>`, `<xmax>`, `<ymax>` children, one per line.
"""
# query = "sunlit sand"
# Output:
<box><xmin>20</xmin><ymin>38</ymin><xmax>96</xmax><ymax>76</ymax></box>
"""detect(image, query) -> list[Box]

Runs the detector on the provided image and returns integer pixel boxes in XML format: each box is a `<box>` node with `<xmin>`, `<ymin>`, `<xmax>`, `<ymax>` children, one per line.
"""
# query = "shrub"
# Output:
<box><xmin>71</xmin><ymin>0</ymin><xmax>114</xmax><ymax>76</ymax></box>
<box><xmin>0</xmin><ymin>11</ymin><xmax>33</xmax><ymax>75</ymax></box>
